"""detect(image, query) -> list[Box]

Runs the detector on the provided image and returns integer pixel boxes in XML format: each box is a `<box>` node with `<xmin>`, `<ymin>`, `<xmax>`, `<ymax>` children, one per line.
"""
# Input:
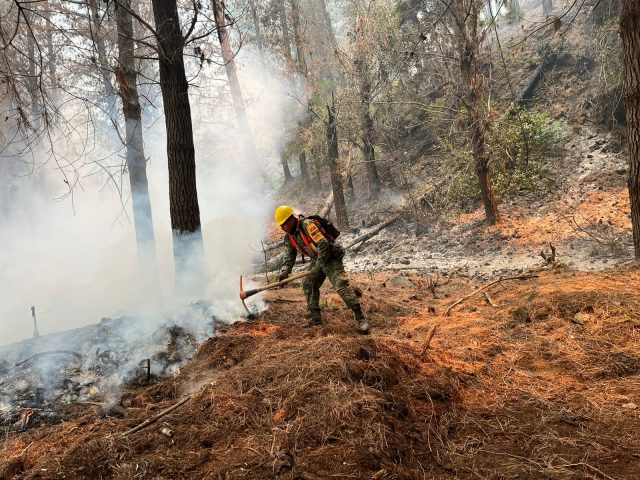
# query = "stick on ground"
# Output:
<box><xmin>121</xmin><ymin>394</ymin><xmax>194</xmax><ymax>437</ymax></box>
<box><xmin>444</xmin><ymin>275</ymin><xmax>539</xmax><ymax>317</ymax></box>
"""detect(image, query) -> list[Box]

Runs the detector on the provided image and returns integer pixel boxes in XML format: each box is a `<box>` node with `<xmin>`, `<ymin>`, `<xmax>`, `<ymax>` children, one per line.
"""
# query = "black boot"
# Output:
<box><xmin>352</xmin><ymin>305</ymin><xmax>369</xmax><ymax>335</ymax></box>
<box><xmin>304</xmin><ymin>308</ymin><xmax>322</xmax><ymax>328</ymax></box>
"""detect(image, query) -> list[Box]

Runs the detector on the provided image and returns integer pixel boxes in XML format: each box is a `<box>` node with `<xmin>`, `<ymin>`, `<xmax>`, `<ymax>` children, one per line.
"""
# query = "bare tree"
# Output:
<box><xmin>115</xmin><ymin>0</ymin><xmax>157</xmax><ymax>274</ymax></box>
<box><xmin>621</xmin><ymin>0</ymin><xmax>640</xmax><ymax>257</ymax></box>
<box><xmin>326</xmin><ymin>99</ymin><xmax>349</xmax><ymax>229</ymax></box>
<box><xmin>88</xmin><ymin>0</ymin><xmax>117</xmax><ymax>119</ymax></box>
<box><xmin>212</xmin><ymin>0</ymin><xmax>259</xmax><ymax>165</ymax></box>
<box><xmin>290</xmin><ymin>0</ymin><xmax>306</xmax><ymax>74</ymax></box>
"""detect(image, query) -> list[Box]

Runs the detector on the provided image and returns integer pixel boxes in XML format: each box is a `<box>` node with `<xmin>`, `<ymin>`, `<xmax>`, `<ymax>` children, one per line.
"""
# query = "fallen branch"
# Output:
<box><xmin>15</xmin><ymin>350</ymin><xmax>82</xmax><ymax>367</ymax></box>
<box><xmin>483</xmin><ymin>291</ymin><xmax>499</xmax><ymax>308</ymax></box>
<box><xmin>343</xmin><ymin>216</ymin><xmax>400</xmax><ymax>250</ymax></box>
<box><xmin>121</xmin><ymin>395</ymin><xmax>194</xmax><ymax>437</ymax></box>
<box><xmin>420</xmin><ymin>326</ymin><xmax>437</xmax><ymax>355</ymax></box>
<box><xmin>444</xmin><ymin>275</ymin><xmax>539</xmax><ymax>317</ymax></box>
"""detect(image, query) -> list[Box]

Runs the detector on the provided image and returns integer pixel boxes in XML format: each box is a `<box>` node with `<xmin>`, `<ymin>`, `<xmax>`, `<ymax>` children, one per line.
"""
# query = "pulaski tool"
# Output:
<box><xmin>239</xmin><ymin>271</ymin><xmax>313</xmax><ymax>316</ymax></box>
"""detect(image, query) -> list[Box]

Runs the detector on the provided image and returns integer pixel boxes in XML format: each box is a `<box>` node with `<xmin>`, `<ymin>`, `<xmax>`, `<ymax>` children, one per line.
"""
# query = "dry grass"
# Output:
<box><xmin>1</xmin><ymin>268</ymin><xmax>639</xmax><ymax>479</ymax></box>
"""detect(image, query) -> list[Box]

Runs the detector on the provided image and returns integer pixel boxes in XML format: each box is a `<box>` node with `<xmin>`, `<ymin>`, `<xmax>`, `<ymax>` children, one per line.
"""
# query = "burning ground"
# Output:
<box><xmin>1</xmin><ymin>267</ymin><xmax>639</xmax><ymax>479</ymax></box>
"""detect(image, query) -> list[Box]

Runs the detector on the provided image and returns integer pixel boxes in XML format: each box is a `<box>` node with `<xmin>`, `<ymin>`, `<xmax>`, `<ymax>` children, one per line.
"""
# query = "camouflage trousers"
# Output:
<box><xmin>303</xmin><ymin>249</ymin><xmax>360</xmax><ymax>311</ymax></box>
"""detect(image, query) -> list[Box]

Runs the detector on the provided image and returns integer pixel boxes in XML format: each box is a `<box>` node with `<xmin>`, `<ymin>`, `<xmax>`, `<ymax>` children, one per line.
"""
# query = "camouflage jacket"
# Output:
<box><xmin>280</xmin><ymin>217</ymin><xmax>338</xmax><ymax>275</ymax></box>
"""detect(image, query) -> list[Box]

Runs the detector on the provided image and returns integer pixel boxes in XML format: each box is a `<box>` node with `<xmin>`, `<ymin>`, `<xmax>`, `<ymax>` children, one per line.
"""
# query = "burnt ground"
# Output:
<box><xmin>1</xmin><ymin>267</ymin><xmax>639</xmax><ymax>479</ymax></box>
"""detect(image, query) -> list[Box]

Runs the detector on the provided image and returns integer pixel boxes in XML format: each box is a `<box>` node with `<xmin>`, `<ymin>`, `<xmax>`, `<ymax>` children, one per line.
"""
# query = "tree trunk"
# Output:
<box><xmin>542</xmin><ymin>0</ymin><xmax>553</xmax><ymax>16</ymax></box>
<box><xmin>43</xmin><ymin>7</ymin><xmax>58</xmax><ymax>104</ymax></box>
<box><xmin>24</xmin><ymin>9</ymin><xmax>40</xmax><ymax>127</ymax></box>
<box><xmin>621</xmin><ymin>0</ymin><xmax>640</xmax><ymax>258</ymax></box>
<box><xmin>151</xmin><ymin>0</ymin><xmax>205</xmax><ymax>289</ymax></box>
<box><xmin>458</xmin><ymin>3</ymin><xmax>499</xmax><ymax>224</ymax></box>
<box><xmin>115</xmin><ymin>0</ymin><xmax>158</xmax><ymax>276</ymax></box>
<box><xmin>326</xmin><ymin>101</ymin><xmax>349</xmax><ymax>230</ymax></box>
<box><xmin>299</xmin><ymin>150</ymin><xmax>309</xmax><ymax>181</ymax></box>
<box><xmin>281</xmin><ymin>152</ymin><xmax>293</xmax><ymax>182</ymax></box>
<box><xmin>277</xmin><ymin>0</ymin><xmax>292</xmax><ymax>62</ymax></box>
<box><xmin>355</xmin><ymin>59</ymin><xmax>381</xmax><ymax>200</ymax></box>
<box><xmin>290</xmin><ymin>0</ymin><xmax>307</xmax><ymax>74</ymax></box>
<box><xmin>88</xmin><ymin>0</ymin><xmax>116</xmax><ymax>118</ymax></box>
<box><xmin>247</xmin><ymin>0</ymin><xmax>266</xmax><ymax>65</ymax></box>
<box><xmin>318</xmin><ymin>0</ymin><xmax>337</xmax><ymax>48</ymax></box>
<box><xmin>212</xmin><ymin>0</ymin><xmax>259</xmax><ymax>165</ymax></box>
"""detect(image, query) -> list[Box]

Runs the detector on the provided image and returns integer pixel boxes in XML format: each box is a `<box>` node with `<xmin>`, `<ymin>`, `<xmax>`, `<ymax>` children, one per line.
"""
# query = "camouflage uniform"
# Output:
<box><xmin>279</xmin><ymin>217</ymin><xmax>361</xmax><ymax>316</ymax></box>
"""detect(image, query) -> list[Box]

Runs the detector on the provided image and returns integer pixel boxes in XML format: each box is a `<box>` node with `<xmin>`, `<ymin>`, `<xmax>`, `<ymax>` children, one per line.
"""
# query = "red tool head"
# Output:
<box><xmin>239</xmin><ymin>275</ymin><xmax>257</xmax><ymax>318</ymax></box>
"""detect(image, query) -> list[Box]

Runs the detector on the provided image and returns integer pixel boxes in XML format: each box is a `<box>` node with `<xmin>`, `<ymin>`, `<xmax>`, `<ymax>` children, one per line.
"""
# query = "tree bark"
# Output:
<box><xmin>299</xmin><ymin>150</ymin><xmax>309</xmax><ymax>181</ymax></box>
<box><xmin>318</xmin><ymin>0</ymin><xmax>337</xmax><ymax>48</ymax></box>
<box><xmin>355</xmin><ymin>58</ymin><xmax>381</xmax><ymax>200</ymax></box>
<box><xmin>151</xmin><ymin>0</ymin><xmax>205</xmax><ymax>287</ymax></box>
<box><xmin>457</xmin><ymin>1</ymin><xmax>499</xmax><ymax>224</ymax></box>
<box><xmin>281</xmin><ymin>152</ymin><xmax>293</xmax><ymax>182</ymax></box>
<box><xmin>542</xmin><ymin>0</ymin><xmax>553</xmax><ymax>16</ymax></box>
<box><xmin>88</xmin><ymin>0</ymin><xmax>116</xmax><ymax>118</ymax></box>
<box><xmin>212</xmin><ymin>0</ymin><xmax>259</xmax><ymax>166</ymax></box>
<box><xmin>326</xmin><ymin>101</ymin><xmax>349</xmax><ymax>230</ymax></box>
<box><xmin>290</xmin><ymin>0</ymin><xmax>307</xmax><ymax>74</ymax></box>
<box><xmin>621</xmin><ymin>0</ymin><xmax>640</xmax><ymax>258</ymax></box>
<box><xmin>115</xmin><ymin>0</ymin><xmax>158</xmax><ymax>275</ymax></box>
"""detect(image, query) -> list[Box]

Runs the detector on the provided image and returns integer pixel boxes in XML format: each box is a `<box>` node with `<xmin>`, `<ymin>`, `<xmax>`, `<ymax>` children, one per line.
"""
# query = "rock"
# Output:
<box><xmin>511</xmin><ymin>307</ymin><xmax>531</xmax><ymax>324</ymax></box>
<box><xmin>622</xmin><ymin>403</ymin><xmax>637</xmax><ymax>410</ymax></box>
<box><xmin>386</xmin><ymin>276</ymin><xmax>414</xmax><ymax>288</ymax></box>
<box><xmin>572</xmin><ymin>312</ymin><xmax>591</xmax><ymax>325</ymax></box>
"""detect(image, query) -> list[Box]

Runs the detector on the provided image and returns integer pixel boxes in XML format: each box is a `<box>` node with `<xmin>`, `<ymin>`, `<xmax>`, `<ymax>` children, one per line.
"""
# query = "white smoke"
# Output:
<box><xmin>0</xmin><ymin>49</ymin><xmax>305</xmax><ymax>347</ymax></box>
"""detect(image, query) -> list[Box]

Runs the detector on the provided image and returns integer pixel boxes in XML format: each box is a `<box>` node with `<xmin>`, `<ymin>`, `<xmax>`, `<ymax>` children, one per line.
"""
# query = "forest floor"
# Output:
<box><xmin>2</xmin><ymin>268</ymin><xmax>639</xmax><ymax>479</ymax></box>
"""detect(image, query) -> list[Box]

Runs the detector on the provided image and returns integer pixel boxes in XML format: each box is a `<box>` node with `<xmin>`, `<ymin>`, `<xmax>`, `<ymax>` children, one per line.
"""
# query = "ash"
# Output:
<box><xmin>0</xmin><ymin>301</ymin><xmax>220</xmax><ymax>432</ymax></box>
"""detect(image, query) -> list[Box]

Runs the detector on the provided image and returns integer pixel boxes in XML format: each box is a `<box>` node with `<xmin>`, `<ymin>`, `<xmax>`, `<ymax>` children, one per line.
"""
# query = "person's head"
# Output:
<box><xmin>274</xmin><ymin>205</ymin><xmax>297</xmax><ymax>234</ymax></box>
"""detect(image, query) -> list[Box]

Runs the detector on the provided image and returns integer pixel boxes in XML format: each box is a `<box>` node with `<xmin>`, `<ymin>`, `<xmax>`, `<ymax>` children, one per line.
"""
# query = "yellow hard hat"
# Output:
<box><xmin>274</xmin><ymin>205</ymin><xmax>294</xmax><ymax>226</ymax></box>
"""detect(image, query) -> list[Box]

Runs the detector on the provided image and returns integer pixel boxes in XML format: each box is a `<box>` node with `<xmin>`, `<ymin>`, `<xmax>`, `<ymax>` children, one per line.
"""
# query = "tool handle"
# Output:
<box><xmin>240</xmin><ymin>271</ymin><xmax>313</xmax><ymax>300</ymax></box>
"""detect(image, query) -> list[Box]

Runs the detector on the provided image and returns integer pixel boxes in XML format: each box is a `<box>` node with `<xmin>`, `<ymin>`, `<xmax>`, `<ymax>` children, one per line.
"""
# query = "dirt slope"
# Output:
<box><xmin>2</xmin><ymin>267</ymin><xmax>639</xmax><ymax>479</ymax></box>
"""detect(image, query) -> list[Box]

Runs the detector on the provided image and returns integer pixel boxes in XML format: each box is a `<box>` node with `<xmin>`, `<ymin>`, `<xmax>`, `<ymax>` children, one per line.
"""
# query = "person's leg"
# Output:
<box><xmin>325</xmin><ymin>258</ymin><xmax>369</xmax><ymax>334</ymax></box>
<box><xmin>302</xmin><ymin>267</ymin><xmax>326</xmax><ymax>327</ymax></box>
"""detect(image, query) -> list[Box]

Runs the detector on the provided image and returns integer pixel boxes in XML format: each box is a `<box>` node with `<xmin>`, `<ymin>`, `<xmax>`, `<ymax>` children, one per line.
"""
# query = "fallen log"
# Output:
<box><xmin>121</xmin><ymin>394</ymin><xmax>193</xmax><ymax>437</ymax></box>
<box><xmin>444</xmin><ymin>274</ymin><xmax>539</xmax><ymax>317</ymax></box>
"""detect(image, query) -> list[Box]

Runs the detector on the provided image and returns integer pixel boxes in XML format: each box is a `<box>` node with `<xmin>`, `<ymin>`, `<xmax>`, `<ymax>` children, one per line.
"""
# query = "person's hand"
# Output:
<box><xmin>278</xmin><ymin>272</ymin><xmax>289</xmax><ymax>287</ymax></box>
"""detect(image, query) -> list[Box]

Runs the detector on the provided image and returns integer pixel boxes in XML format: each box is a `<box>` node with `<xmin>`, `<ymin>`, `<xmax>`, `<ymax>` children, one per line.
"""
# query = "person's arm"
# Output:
<box><xmin>279</xmin><ymin>237</ymin><xmax>298</xmax><ymax>280</ymax></box>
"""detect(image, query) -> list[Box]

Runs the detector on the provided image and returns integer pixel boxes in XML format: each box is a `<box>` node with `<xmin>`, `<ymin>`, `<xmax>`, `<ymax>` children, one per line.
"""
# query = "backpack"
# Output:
<box><xmin>303</xmin><ymin>214</ymin><xmax>340</xmax><ymax>241</ymax></box>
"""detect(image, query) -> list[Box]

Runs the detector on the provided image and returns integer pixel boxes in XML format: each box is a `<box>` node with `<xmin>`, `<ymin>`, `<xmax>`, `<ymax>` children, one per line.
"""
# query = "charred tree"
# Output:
<box><xmin>326</xmin><ymin>101</ymin><xmax>349</xmax><ymax>230</ymax></box>
<box><xmin>621</xmin><ymin>0</ymin><xmax>640</xmax><ymax>258</ymax></box>
<box><xmin>212</xmin><ymin>0</ymin><xmax>258</xmax><ymax>165</ymax></box>
<box><xmin>115</xmin><ymin>0</ymin><xmax>157</xmax><ymax>274</ymax></box>
<box><xmin>151</xmin><ymin>0</ymin><xmax>205</xmax><ymax>287</ymax></box>
<box><xmin>455</xmin><ymin>1</ymin><xmax>499</xmax><ymax>224</ymax></box>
